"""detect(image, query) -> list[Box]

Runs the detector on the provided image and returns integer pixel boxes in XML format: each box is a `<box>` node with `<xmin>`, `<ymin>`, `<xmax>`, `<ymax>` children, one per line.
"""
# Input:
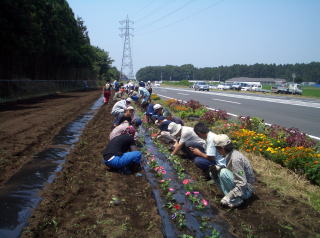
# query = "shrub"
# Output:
<box><xmin>151</xmin><ymin>94</ymin><xmax>160</xmax><ymax>100</ymax></box>
<box><xmin>185</xmin><ymin>100</ymin><xmax>202</xmax><ymax>111</ymax></box>
<box><xmin>200</xmin><ymin>109</ymin><xmax>229</xmax><ymax>125</ymax></box>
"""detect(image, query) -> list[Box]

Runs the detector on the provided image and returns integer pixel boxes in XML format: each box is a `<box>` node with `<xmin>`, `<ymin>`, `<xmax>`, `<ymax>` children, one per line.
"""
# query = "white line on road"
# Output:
<box><xmin>159</xmin><ymin>87</ymin><xmax>320</xmax><ymax>109</ymax></box>
<box><xmin>212</xmin><ymin>98</ymin><xmax>241</xmax><ymax>104</ymax></box>
<box><xmin>177</xmin><ymin>93</ymin><xmax>190</xmax><ymax>95</ymax></box>
<box><xmin>156</xmin><ymin>93</ymin><xmax>320</xmax><ymax>141</ymax></box>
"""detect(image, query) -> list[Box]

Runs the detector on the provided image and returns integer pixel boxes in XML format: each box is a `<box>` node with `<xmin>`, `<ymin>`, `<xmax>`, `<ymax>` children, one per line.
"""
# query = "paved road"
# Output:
<box><xmin>153</xmin><ymin>87</ymin><xmax>320</xmax><ymax>140</ymax></box>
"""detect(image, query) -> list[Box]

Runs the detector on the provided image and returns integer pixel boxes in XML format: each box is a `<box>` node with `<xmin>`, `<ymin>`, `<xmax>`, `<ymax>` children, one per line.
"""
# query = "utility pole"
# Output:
<box><xmin>160</xmin><ymin>71</ymin><xmax>163</xmax><ymax>82</ymax></box>
<box><xmin>119</xmin><ymin>15</ymin><xmax>134</xmax><ymax>81</ymax></box>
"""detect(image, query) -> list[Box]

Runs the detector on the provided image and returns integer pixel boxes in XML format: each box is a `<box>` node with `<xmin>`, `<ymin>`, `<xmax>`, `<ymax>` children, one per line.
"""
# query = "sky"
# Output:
<box><xmin>67</xmin><ymin>0</ymin><xmax>320</xmax><ymax>76</ymax></box>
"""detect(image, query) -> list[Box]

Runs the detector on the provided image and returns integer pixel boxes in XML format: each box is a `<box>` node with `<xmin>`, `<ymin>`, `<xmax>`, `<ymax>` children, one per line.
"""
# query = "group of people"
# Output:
<box><xmin>102</xmin><ymin>80</ymin><xmax>255</xmax><ymax>208</ymax></box>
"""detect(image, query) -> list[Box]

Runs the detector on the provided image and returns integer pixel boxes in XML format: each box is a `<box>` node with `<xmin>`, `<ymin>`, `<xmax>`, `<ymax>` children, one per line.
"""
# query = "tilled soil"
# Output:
<box><xmin>21</xmin><ymin>97</ymin><xmax>162</xmax><ymax>238</ymax></box>
<box><xmin>1</xmin><ymin>91</ymin><xmax>320</xmax><ymax>238</ymax></box>
<box><xmin>0</xmin><ymin>90</ymin><xmax>101</xmax><ymax>185</ymax></box>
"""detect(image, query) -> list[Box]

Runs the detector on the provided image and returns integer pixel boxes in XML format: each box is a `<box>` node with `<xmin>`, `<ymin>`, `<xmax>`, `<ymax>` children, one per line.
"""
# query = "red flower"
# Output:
<box><xmin>174</xmin><ymin>204</ymin><xmax>181</xmax><ymax>210</ymax></box>
<box><xmin>182</xmin><ymin>179</ymin><xmax>190</xmax><ymax>184</ymax></box>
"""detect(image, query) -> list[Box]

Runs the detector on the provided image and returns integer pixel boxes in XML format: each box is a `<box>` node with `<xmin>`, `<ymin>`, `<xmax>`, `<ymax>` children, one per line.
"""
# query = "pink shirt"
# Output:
<box><xmin>109</xmin><ymin>121</ymin><xmax>137</xmax><ymax>140</ymax></box>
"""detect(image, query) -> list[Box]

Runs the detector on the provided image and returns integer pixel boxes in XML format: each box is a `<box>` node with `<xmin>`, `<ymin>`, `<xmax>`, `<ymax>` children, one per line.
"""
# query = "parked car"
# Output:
<box><xmin>217</xmin><ymin>84</ymin><xmax>231</xmax><ymax>90</ymax></box>
<box><xmin>194</xmin><ymin>82</ymin><xmax>210</xmax><ymax>91</ymax></box>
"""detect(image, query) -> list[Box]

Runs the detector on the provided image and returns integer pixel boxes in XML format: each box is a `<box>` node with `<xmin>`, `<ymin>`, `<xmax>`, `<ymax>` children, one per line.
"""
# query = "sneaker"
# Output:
<box><xmin>221</xmin><ymin>197</ymin><xmax>243</xmax><ymax>208</ymax></box>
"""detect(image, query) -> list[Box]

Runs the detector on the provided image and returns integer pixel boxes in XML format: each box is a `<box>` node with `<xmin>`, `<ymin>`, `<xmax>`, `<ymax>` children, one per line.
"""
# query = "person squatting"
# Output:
<box><xmin>103</xmin><ymin>80</ymin><xmax>255</xmax><ymax>208</ymax></box>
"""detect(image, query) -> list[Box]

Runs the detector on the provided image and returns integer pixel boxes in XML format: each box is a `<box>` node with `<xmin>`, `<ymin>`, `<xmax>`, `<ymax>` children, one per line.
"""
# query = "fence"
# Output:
<box><xmin>0</xmin><ymin>80</ymin><xmax>101</xmax><ymax>103</ymax></box>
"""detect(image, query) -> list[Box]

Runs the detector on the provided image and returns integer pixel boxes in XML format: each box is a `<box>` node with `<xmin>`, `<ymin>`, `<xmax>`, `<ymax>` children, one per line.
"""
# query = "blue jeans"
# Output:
<box><xmin>216</xmin><ymin>168</ymin><xmax>252</xmax><ymax>199</ymax></box>
<box><xmin>194</xmin><ymin>157</ymin><xmax>216</xmax><ymax>171</ymax></box>
<box><xmin>104</xmin><ymin>151</ymin><xmax>141</xmax><ymax>169</ymax></box>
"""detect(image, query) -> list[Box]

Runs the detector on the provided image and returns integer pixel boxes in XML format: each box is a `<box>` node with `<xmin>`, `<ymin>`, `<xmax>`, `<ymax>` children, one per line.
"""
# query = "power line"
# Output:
<box><xmin>134</xmin><ymin>0</ymin><xmax>179</xmax><ymax>23</ymax></box>
<box><xmin>132</xmin><ymin>0</ymin><xmax>157</xmax><ymax>19</ymax></box>
<box><xmin>136</xmin><ymin>0</ymin><xmax>224</xmax><ymax>36</ymax></box>
<box><xmin>135</xmin><ymin>0</ymin><xmax>196</xmax><ymax>33</ymax></box>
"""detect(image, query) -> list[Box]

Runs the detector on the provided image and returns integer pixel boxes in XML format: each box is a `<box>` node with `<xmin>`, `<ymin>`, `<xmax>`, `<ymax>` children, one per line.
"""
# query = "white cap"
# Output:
<box><xmin>126</xmin><ymin>97</ymin><xmax>133</xmax><ymax>103</ymax></box>
<box><xmin>214</xmin><ymin>134</ymin><xmax>231</xmax><ymax>147</ymax></box>
<box><xmin>153</xmin><ymin>104</ymin><xmax>163</xmax><ymax>110</ymax></box>
<box><xmin>126</xmin><ymin>106</ymin><xmax>135</xmax><ymax>111</ymax></box>
<box><xmin>168</xmin><ymin>122</ymin><xmax>182</xmax><ymax>136</ymax></box>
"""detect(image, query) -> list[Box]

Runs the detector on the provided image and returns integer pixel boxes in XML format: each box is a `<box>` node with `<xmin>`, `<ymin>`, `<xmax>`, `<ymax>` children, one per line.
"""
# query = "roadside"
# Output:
<box><xmin>0</xmin><ymin>90</ymin><xmax>101</xmax><ymax>185</ymax></box>
<box><xmin>21</xmin><ymin>100</ymin><xmax>163</xmax><ymax>237</ymax></box>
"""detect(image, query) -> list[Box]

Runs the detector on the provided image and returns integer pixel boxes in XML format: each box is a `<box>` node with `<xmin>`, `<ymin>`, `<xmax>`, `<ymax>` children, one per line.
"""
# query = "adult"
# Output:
<box><xmin>103</xmin><ymin>134</ymin><xmax>141</xmax><ymax>174</ymax></box>
<box><xmin>168</xmin><ymin>122</ymin><xmax>205</xmax><ymax>159</ymax></box>
<box><xmin>109</xmin><ymin>118</ymin><xmax>142</xmax><ymax>141</ymax></box>
<box><xmin>163</xmin><ymin>111</ymin><xmax>184</xmax><ymax>126</ymax></box>
<box><xmin>212</xmin><ymin>134</ymin><xmax>255</xmax><ymax>208</ymax></box>
<box><xmin>111</xmin><ymin>98</ymin><xmax>133</xmax><ymax>117</ymax></box>
<box><xmin>102</xmin><ymin>83</ymin><xmax>111</xmax><ymax>104</ymax></box>
<box><xmin>138</xmin><ymin>82</ymin><xmax>150</xmax><ymax>107</ymax></box>
<box><xmin>113</xmin><ymin>80</ymin><xmax>120</xmax><ymax>92</ymax></box>
<box><xmin>113</xmin><ymin>106</ymin><xmax>135</xmax><ymax>127</ymax></box>
<box><xmin>146</xmin><ymin>81</ymin><xmax>152</xmax><ymax>95</ymax></box>
<box><xmin>190</xmin><ymin>122</ymin><xmax>225</xmax><ymax>179</ymax></box>
<box><xmin>151</xmin><ymin>104</ymin><xmax>163</xmax><ymax>122</ymax></box>
<box><xmin>155</xmin><ymin>117</ymin><xmax>175</xmax><ymax>144</ymax></box>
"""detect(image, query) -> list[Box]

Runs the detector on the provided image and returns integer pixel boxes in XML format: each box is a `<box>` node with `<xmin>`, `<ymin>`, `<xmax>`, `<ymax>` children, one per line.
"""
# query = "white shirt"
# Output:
<box><xmin>206</xmin><ymin>131</ymin><xmax>226</xmax><ymax>167</ymax></box>
<box><xmin>179</xmin><ymin>126</ymin><xmax>205</xmax><ymax>145</ymax></box>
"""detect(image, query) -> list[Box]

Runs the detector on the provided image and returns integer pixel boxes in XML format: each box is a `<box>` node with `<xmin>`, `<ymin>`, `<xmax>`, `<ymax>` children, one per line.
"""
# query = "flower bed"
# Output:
<box><xmin>154</xmin><ymin>95</ymin><xmax>320</xmax><ymax>185</ymax></box>
<box><xmin>137</xmin><ymin>124</ymin><xmax>224</xmax><ymax>237</ymax></box>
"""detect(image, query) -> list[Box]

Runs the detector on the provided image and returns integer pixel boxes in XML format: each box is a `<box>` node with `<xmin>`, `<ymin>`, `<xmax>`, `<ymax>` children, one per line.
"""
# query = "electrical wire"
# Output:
<box><xmin>136</xmin><ymin>0</ymin><xmax>224</xmax><ymax>36</ymax></box>
<box><xmin>134</xmin><ymin>0</ymin><xmax>179</xmax><ymax>23</ymax></box>
<box><xmin>132</xmin><ymin>0</ymin><xmax>157</xmax><ymax>18</ymax></box>
<box><xmin>135</xmin><ymin>0</ymin><xmax>196</xmax><ymax>33</ymax></box>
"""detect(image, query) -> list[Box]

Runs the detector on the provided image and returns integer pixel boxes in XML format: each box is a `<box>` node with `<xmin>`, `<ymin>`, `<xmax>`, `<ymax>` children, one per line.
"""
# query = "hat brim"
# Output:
<box><xmin>171</xmin><ymin>124</ymin><xmax>182</xmax><ymax>136</ymax></box>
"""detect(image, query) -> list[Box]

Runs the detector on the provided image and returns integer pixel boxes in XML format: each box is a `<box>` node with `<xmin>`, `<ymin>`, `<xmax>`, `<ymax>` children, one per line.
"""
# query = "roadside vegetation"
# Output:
<box><xmin>152</xmin><ymin>94</ymin><xmax>320</xmax><ymax>211</ymax></box>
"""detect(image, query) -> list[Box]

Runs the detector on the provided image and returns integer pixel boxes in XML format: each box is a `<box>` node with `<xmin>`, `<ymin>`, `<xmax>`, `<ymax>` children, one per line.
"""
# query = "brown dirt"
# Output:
<box><xmin>20</xmin><ymin>96</ymin><xmax>162</xmax><ymax>238</ymax></box>
<box><xmin>1</xmin><ymin>91</ymin><xmax>319</xmax><ymax>238</ymax></box>
<box><xmin>0</xmin><ymin>90</ymin><xmax>101</xmax><ymax>185</ymax></box>
<box><xmin>180</xmin><ymin>158</ymin><xmax>320</xmax><ymax>238</ymax></box>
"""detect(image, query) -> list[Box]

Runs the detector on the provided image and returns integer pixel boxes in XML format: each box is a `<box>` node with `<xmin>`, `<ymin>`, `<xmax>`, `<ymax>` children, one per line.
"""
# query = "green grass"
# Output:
<box><xmin>262</xmin><ymin>85</ymin><xmax>272</xmax><ymax>90</ymax></box>
<box><xmin>162</xmin><ymin>80</ymin><xmax>192</xmax><ymax>87</ymax></box>
<box><xmin>302</xmin><ymin>86</ymin><xmax>320</xmax><ymax>97</ymax></box>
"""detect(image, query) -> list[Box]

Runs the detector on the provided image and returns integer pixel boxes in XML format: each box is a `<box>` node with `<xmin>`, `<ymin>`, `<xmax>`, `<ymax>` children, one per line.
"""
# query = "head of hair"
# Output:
<box><xmin>194</xmin><ymin>122</ymin><xmax>209</xmax><ymax>135</ymax></box>
<box><xmin>223</xmin><ymin>142</ymin><xmax>234</xmax><ymax>153</ymax></box>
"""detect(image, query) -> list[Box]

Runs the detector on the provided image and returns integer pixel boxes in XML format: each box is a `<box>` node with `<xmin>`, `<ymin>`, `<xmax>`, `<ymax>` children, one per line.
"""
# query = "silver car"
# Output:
<box><xmin>194</xmin><ymin>82</ymin><xmax>210</xmax><ymax>91</ymax></box>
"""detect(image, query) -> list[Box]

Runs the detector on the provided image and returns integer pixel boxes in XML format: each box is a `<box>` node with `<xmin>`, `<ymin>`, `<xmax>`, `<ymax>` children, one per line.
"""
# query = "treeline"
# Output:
<box><xmin>136</xmin><ymin>63</ymin><xmax>320</xmax><ymax>83</ymax></box>
<box><xmin>0</xmin><ymin>0</ymin><xmax>118</xmax><ymax>81</ymax></box>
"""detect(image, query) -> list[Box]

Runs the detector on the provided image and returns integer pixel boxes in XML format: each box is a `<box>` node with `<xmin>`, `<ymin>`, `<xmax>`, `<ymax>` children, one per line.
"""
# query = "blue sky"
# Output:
<box><xmin>67</xmin><ymin>0</ymin><xmax>320</xmax><ymax>75</ymax></box>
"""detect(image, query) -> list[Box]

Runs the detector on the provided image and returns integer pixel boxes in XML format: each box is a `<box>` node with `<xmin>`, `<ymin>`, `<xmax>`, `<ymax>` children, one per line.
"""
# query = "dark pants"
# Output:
<box><xmin>182</xmin><ymin>141</ymin><xmax>205</xmax><ymax>160</ymax></box>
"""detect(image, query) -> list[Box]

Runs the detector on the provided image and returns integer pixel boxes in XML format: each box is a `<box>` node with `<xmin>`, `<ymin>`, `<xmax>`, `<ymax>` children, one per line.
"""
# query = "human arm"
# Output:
<box><xmin>171</xmin><ymin>141</ymin><xmax>183</xmax><ymax>155</ymax></box>
<box><xmin>189</xmin><ymin>147</ymin><xmax>214</xmax><ymax>160</ymax></box>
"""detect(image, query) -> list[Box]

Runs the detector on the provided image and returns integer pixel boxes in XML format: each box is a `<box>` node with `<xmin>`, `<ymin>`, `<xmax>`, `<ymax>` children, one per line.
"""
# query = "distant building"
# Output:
<box><xmin>225</xmin><ymin>77</ymin><xmax>286</xmax><ymax>85</ymax></box>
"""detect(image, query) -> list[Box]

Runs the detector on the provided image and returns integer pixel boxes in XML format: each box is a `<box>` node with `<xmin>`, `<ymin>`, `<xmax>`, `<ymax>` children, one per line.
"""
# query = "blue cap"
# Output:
<box><xmin>139</xmin><ymin>82</ymin><xmax>145</xmax><ymax>87</ymax></box>
<box><xmin>133</xmin><ymin>118</ymin><xmax>142</xmax><ymax>127</ymax></box>
<box><xmin>157</xmin><ymin>116</ymin><xmax>165</xmax><ymax>121</ymax></box>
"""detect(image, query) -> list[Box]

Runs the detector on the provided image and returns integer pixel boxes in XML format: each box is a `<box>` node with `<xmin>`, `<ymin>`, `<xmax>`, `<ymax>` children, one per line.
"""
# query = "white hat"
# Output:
<box><xmin>126</xmin><ymin>97</ymin><xmax>133</xmax><ymax>103</ymax></box>
<box><xmin>126</xmin><ymin>106</ymin><xmax>135</xmax><ymax>111</ymax></box>
<box><xmin>153</xmin><ymin>104</ymin><xmax>163</xmax><ymax>110</ymax></box>
<box><xmin>168</xmin><ymin>122</ymin><xmax>182</xmax><ymax>136</ymax></box>
<box><xmin>214</xmin><ymin>134</ymin><xmax>231</xmax><ymax>147</ymax></box>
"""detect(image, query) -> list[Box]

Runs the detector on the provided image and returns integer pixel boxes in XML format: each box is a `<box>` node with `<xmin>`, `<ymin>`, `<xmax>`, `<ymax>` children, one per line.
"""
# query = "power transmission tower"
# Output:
<box><xmin>119</xmin><ymin>15</ymin><xmax>134</xmax><ymax>81</ymax></box>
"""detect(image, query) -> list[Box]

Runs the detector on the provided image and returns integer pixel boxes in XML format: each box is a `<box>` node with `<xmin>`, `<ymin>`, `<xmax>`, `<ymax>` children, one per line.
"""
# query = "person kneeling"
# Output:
<box><xmin>102</xmin><ymin>133</ymin><xmax>141</xmax><ymax>174</ymax></box>
<box><xmin>211</xmin><ymin>134</ymin><xmax>255</xmax><ymax>208</ymax></box>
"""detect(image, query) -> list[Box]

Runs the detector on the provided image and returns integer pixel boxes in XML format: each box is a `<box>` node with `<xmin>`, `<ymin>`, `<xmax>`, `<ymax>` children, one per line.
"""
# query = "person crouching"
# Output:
<box><xmin>211</xmin><ymin>134</ymin><xmax>255</xmax><ymax>208</ymax></box>
<box><xmin>102</xmin><ymin>129</ymin><xmax>141</xmax><ymax>174</ymax></box>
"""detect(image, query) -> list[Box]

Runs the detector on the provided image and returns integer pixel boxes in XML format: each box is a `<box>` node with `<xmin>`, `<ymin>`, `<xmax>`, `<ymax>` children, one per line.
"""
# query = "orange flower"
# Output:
<box><xmin>314</xmin><ymin>161</ymin><xmax>319</xmax><ymax>165</ymax></box>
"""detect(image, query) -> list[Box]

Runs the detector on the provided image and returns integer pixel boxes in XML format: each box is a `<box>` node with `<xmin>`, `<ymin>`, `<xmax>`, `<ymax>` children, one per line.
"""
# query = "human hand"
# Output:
<box><xmin>189</xmin><ymin>147</ymin><xmax>201</xmax><ymax>156</ymax></box>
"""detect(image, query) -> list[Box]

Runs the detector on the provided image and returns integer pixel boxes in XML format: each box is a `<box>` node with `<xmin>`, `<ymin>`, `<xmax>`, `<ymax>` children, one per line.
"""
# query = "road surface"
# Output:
<box><xmin>153</xmin><ymin>87</ymin><xmax>320</xmax><ymax>140</ymax></box>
